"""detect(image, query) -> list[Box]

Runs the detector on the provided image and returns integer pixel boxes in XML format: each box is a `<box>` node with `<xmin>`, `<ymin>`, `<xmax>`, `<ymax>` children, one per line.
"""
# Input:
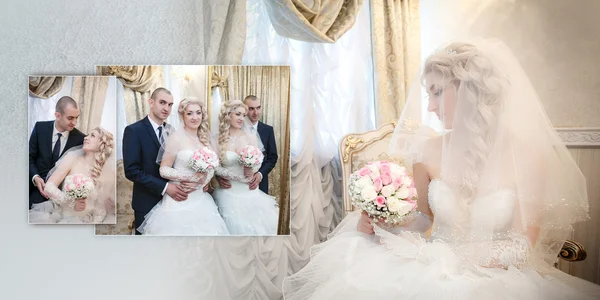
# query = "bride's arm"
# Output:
<box><xmin>159</xmin><ymin>152</ymin><xmax>203</xmax><ymax>182</ymax></box>
<box><xmin>43</xmin><ymin>153</ymin><xmax>76</xmax><ymax>207</ymax></box>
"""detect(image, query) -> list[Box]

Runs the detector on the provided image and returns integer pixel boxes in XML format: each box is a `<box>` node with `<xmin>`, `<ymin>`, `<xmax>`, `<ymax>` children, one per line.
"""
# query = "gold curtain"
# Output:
<box><xmin>263</xmin><ymin>0</ymin><xmax>364</xmax><ymax>43</ymax></box>
<box><xmin>28</xmin><ymin>76</ymin><xmax>65</xmax><ymax>99</ymax></box>
<box><xmin>97</xmin><ymin>66</ymin><xmax>164</xmax><ymax>124</ymax></box>
<box><xmin>70</xmin><ymin>76</ymin><xmax>109</xmax><ymax>134</ymax></box>
<box><xmin>196</xmin><ymin>0</ymin><xmax>247</xmax><ymax>64</ymax></box>
<box><xmin>211</xmin><ymin>65</ymin><xmax>291</xmax><ymax>235</ymax></box>
<box><xmin>371</xmin><ymin>0</ymin><xmax>420</xmax><ymax>126</ymax></box>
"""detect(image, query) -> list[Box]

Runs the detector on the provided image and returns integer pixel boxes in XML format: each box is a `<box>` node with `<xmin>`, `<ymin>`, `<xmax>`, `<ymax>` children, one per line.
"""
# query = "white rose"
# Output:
<box><xmin>390</xmin><ymin>164</ymin><xmax>402</xmax><ymax>174</ymax></box>
<box><xmin>361</xmin><ymin>186</ymin><xmax>377</xmax><ymax>202</ymax></box>
<box><xmin>395</xmin><ymin>200</ymin><xmax>414</xmax><ymax>215</ymax></box>
<box><xmin>381</xmin><ymin>185</ymin><xmax>395</xmax><ymax>198</ymax></box>
<box><xmin>387</xmin><ymin>197</ymin><xmax>400</xmax><ymax>212</ymax></box>
<box><xmin>402</xmin><ymin>176</ymin><xmax>412</xmax><ymax>187</ymax></box>
<box><xmin>369</xmin><ymin>170</ymin><xmax>381</xmax><ymax>180</ymax></box>
<box><xmin>367</xmin><ymin>164</ymin><xmax>378</xmax><ymax>172</ymax></box>
<box><xmin>357</xmin><ymin>176</ymin><xmax>372</xmax><ymax>188</ymax></box>
<box><xmin>396</xmin><ymin>187</ymin><xmax>410</xmax><ymax>199</ymax></box>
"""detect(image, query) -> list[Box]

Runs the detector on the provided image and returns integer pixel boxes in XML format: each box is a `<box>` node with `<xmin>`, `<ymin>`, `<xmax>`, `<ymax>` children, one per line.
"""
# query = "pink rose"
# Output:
<box><xmin>375</xmin><ymin>196</ymin><xmax>386</xmax><ymax>207</ymax></box>
<box><xmin>358</xmin><ymin>168</ymin><xmax>371</xmax><ymax>177</ymax></box>
<box><xmin>373</xmin><ymin>177</ymin><xmax>383</xmax><ymax>192</ymax></box>
<box><xmin>380</xmin><ymin>174</ymin><xmax>392</xmax><ymax>186</ymax></box>
<box><xmin>76</xmin><ymin>183</ymin><xmax>81</xmax><ymax>188</ymax></box>
<box><xmin>392</xmin><ymin>177</ymin><xmax>403</xmax><ymax>190</ymax></box>
<box><xmin>380</xmin><ymin>164</ymin><xmax>391</xmax><ymax>175</ymax></box>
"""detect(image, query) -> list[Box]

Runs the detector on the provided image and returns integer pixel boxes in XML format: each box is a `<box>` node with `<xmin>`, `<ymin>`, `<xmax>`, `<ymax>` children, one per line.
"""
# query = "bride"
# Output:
<box><xmin>138</xmin><ymin>97</ymin><xmax>229</xmax><ymax>236</ymax></box>
<box><xmin>212</xmin><ymin>100</ymin><xmax>279</xmax><ymax>235</ymax></box>
<box><xmin>29</xmin><ymin>126</ymin><xmax>116</xmax><ymax>224</ymax></box>
<box><xmin>282</xmin><ymin>39</ymin><xmax>600</xmax><ymax>299</ymax></box>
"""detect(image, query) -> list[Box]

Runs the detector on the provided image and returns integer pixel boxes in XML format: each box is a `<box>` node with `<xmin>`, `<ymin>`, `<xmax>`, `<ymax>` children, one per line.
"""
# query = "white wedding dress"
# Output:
<box><xmin>29</xmin><ymin>174</ymin><xmax>108</xmax><ymax>224</ymax></box>
<box><xmin>282</xmin><ymin>179</ymin><xmax>600</xmax><ymax>299</ymax></box>
<box><xmin>138</xmin><ymin>149</ymin><xmax>230</xmax><ymax>236</ymax></box>
<box><xmin>212</xmin><ymin>151</ymin><xmax>279</xmax><ymax>235</ymax></box>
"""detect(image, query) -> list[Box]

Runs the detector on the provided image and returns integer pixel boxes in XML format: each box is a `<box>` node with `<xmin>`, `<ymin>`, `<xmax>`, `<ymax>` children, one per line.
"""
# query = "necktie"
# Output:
<box><xmin>52</xmin><ymin>133</ymin><xmax>62</xmax><ymax>162</ymax></box>
<box><xmin>158</xmin><ymin>126</ymin><xmax>164</xmax><ymax>144</ymax></box>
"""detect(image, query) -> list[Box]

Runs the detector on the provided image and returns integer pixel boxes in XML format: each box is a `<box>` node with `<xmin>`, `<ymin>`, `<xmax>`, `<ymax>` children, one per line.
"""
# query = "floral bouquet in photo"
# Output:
<box><xmin>348</xmin><ymin>161</ymin><xmax>418</xmax><ymax>225</ymax></box>
<box><xmin>238</xmin><ymin>145</ymin><xmax>264</xmax><ymax>169</ymax></box>
<box><xmin>188</xmin><ymin>147</ymin><xmax>220</xmax><ymax>173</ymax></box>
<box><xmin>64</xmin><ymin>174</ymin><xmax>95</xmax><ymax>200</ymax></box>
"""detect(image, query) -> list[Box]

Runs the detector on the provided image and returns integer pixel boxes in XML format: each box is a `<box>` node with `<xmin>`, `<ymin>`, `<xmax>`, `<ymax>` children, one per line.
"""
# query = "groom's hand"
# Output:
<box><xmin>216</xmin><ymin>176</ymin><xmax>231</xmax><ymax>189</ymax></box>
<box><xmin>167</xmin><ymin>183</ymin><xmax>188</xmax><ymax>201</ymax></box>
<box><xmin>34</xmin><ymin>177</ymin><xmax>49</xmax><ymax>199</ymax></box>
<box><xmin>249</xmin><ymin>173</ymin><xmax>261</xmax><ymax>190</ymax></box>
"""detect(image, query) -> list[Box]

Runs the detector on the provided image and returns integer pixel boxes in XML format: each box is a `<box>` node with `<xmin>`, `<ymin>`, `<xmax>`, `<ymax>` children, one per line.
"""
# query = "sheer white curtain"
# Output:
<box><xmin>28</xmin><ymin>77</ymin><xmax>73</xmax><ymax>135</ymax></box>
<box><xmin>28</xmin><ymin>77</ymin><xmax>117</xmax><ymax>136</ymax></box>
<box><xmin>175</xmin><ymin>1</ymin><xmax>376</xmax><ymax>299</ymax></box>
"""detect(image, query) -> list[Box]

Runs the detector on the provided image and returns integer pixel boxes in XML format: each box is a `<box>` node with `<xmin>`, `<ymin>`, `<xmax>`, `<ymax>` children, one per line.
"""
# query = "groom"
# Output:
<box><xmin>123</xmin><ymin>87</ymin><xmax>201</xmax><ymax>235</ymax></box>
<box><xmin>244</xmin><ymin>95</ymin><xmax>278</xmax><ymax>194</ymax></box>
<box><xmin>29</xmin><ymin>96</ymin><xmax>86</xmax><ymax>209</ymax></box>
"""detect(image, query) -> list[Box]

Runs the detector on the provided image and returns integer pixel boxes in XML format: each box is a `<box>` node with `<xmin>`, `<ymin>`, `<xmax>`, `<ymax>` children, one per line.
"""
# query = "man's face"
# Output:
<box><xmin>245</xmin><ymin>99</ymin><xmax>261</xmax><ymax>123</ymax></box>
<box><xmin>149</xmin><ymin>91</ymin><xmax>174</xmax><ymax>121</ymax></box>
<box><xmin>55</xmin><ymin>104</ymin><xmax>79</xmax><ymax>131</ymax></box>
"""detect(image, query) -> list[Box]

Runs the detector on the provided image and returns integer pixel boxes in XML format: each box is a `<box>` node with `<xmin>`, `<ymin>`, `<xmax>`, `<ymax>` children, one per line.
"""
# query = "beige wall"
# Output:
<box><xmin>421</xmin><ymin>0</ymin><xmax>600</xmax><ymax>284</ymax></box>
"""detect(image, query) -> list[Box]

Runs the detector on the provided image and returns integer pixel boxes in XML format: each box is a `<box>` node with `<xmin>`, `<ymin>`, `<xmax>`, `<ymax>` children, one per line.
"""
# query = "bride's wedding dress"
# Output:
<box><xmin>29</xmin><ymin>173</ymin><xmax>107</xmax><ymax>224</ymax></box>
<box><xmin>138</xmin><ymin>148</ymin><xmax>230</xmax><ymax>236</ymax></box>
<box><xmin>213</xmin><ymin>150</ymin><xmax>279</xmax><ymax>235</ymax></box>
<box><xmin>282</xmin><ymin>179</ymin><xmax>600</xmax><ymax>299</ymax></box>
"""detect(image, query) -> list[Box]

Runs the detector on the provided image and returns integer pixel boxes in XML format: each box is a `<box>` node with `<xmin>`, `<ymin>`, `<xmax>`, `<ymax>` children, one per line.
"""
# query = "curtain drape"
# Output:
<box><xmin>371</xmin><ymin>0</ymin><xmax>421</xmax><ymax>126</ymax></box>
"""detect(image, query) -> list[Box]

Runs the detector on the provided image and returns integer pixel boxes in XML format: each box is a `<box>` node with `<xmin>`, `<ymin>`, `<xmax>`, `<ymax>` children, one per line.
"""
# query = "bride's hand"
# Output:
<box><xmin>74</xmin><ymin>198</ymin><xmax>87</xmax><ymax>212</ymax></box>
<box><xmin>357</xmin><ymin>211</ymin><xmax>375</xmax><ymax>235</ymax></box>
<box><xmin>243</xmin><ymin>166</ymin><xmax>254</xmax><ymax>178</ymax></box>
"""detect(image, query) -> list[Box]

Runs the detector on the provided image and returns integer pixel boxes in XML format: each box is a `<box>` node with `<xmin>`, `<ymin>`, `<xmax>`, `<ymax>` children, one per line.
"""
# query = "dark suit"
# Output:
<box><xmin>122</xmin><ymin>116</ymin><xmax>168</xmax><ymax>235</ymax></box>
<box><xmin>256</xmin><ymin>121</ymin><xmax>278</xmax><ymax>194</ymax></box>
<box><xmin>29</xmin><ymin>121</ymin><xmax>85</xmax><ymax>208</ymax></box>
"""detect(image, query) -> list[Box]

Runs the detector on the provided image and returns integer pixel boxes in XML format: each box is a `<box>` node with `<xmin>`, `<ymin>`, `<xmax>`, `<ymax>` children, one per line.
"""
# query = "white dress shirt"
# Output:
<box><xmin>148</xmin><ymin>116</ymin><xmax>169</xmax><ymax>195</ymax></box>
<box><xmin>250</xmin><ymin>121</ymin><xmax>263</xmax><ymax>181</ymax></box>
<box><xmin>52</xmin><ymin>122</ymin><xmax>70</xmax><ymax>156</ymax></box>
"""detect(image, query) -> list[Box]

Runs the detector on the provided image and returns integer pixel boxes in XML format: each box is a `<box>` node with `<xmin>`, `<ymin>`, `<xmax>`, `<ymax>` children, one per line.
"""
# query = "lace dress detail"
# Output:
<box><xmin>29</xmin><ymin>174</ymin><xmax>103</xmax><ymax>224</ymax></box>
<box><xmin>138</xmin><ymin>149</ymin><xmax>228</xmax><ymax>236</ymax></box>
<box><xmin>212</xmin><ymin>151</ymin><xmax>279</xmax><ymax>235</ymax></box>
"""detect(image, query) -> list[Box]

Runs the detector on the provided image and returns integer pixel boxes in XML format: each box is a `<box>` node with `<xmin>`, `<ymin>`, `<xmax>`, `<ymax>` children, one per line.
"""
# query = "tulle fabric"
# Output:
<box><xmin>139</xmin><ymin>149</ymin><xmax>230</xmax><ymax>236</ymax></box>
<box><xmin>282</xmin><ymin>212</ymin><xmax>600</xmax><ymax>300</ymax></box>
<box><xmin>138</xmin><ymin>190</ymin><xmax>230</xmax><ymax>236</ymax></box>
<box><xmin>388</xmin><ymin>38</ymin><xmax>589</xmax><ymax>269</ymax></box>
<box><xmin>212</xmin><ymin>151</ymin><xmax>279</xmax><ymax>236</ymax></box>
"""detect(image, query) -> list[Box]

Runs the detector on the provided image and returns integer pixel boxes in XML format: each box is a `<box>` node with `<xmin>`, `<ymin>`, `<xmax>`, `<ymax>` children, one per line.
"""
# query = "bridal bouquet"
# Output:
<box><xmin>238</xmin><ymin>145</ymin><xmax>264</xmax><ymax>169</ymax></box>
<box><xmin>64</xmin><ymin>174</ymin><xmax>94</xmax><ymax>200</ymax></box>
<box><xmin>348</xmin><ymin>161</ymin><xmax>418</xmax><ymax>225</ymax></box>
<box><xmin>188</xmin><ymin>147</ymin><xmax>220</xmax><ymax>173</ymax></box>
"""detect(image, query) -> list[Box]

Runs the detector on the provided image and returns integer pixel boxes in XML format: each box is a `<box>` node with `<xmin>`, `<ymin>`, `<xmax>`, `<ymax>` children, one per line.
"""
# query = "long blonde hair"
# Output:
<box><xmin>178</xmin><ymin>97</ymin><xmax>211</xmax><ymax>147</ymax></box>
<box><xmin>423</xmin><ymin>42</ymin><xmax>505</xmax><ymax>201</ymax></box>
<box><xmin>89</xmin><ymin>127</ymin><xmax>114</xmax><ymax>185</ymax></box>
<box><xmin>218</xmin><ymin>100</ymin><xmax>248</xmax><ymax>162</ymax></box>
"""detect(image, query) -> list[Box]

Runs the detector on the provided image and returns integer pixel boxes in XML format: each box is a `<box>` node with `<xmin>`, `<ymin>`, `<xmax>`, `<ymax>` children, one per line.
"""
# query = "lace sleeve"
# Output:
<box><xmin>377</xmin><ymin>211</ymin><xmax>433</xmax><ymax>234</ymax></box>
<box><xmin>456</xmin><ymin>233</ymin><xmax>532</xmax><ymax>269</ymax></box>
<box><xmin>159</xmin><ymin>166</ymin><xmax>202</xmax><ymax>183</ymax></box>
<box><xmin>44</xmin><ymin>182</ymin><xmax>75</xmax><ymax>209</ymax></box>
<box><xmin>215</xmin><ymin>166</ymin><xmax>250</xmax><ymax>183</ymax></box>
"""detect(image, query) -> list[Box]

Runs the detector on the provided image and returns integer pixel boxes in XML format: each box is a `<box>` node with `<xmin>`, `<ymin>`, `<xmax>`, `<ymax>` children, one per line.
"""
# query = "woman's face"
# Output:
<box><xmin>229</xmin><ymin>106</ymin><xmax>246</xmax><ymax>129</ymax></box>
<box><xmin>183</xmin><ymin>103</ymin><xmax>202</xmax><ymax>129</ymax></box>
<box><xmin>425</xmin><ymin>72</ymin><xmax>457</xmax><ymax>129</ymax></box>
<box><xmin>83</xmin><ymin>129</ymin><xmax>101</xmax><ymax>152</ymax></box>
